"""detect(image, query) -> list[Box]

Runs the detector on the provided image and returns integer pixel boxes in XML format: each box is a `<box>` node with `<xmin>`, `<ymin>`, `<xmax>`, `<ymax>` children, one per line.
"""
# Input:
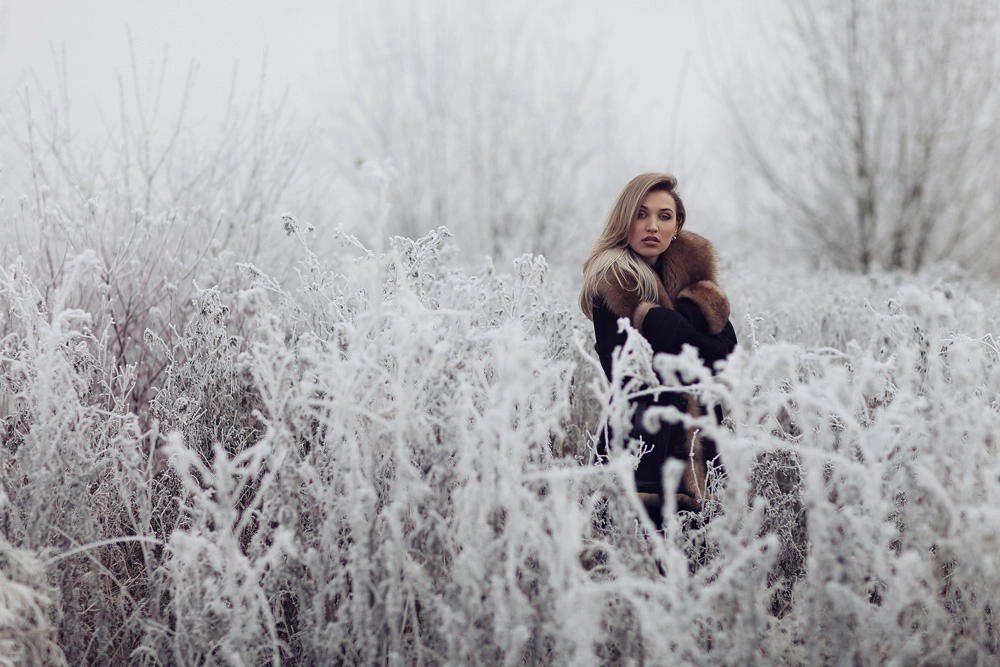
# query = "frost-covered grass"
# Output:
<box><xmin>6</xmin><ymin>37</ymin><xmax>1000</xmax><ymax>666</ymax></box>
<box><xmin>1</xmin><ymin>208</ymin><xmax>999</xmax><ymax>664</ymax></box>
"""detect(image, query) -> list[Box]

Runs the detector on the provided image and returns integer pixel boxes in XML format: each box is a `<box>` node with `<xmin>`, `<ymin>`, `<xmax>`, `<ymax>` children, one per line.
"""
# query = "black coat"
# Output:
<box><xmin>589</xmin><ymin>232</ymin><xmax>737</xmax><ymax>512</ymax></box>
<box><xmin>593</xmin><ymin>296</ymin><xmax>737</xmax><ymax>501</ymax></box>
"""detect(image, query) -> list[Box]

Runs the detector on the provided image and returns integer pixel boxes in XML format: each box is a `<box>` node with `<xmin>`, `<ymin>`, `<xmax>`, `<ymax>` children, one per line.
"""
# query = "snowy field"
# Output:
<box><xmin>2</xmin><ymin>1</ymin><xmax>999</xmax><ymax>661</ymax></box>
<box><xmin>2</xmin><ymin>196</ymin><xmax>999</xmax><ymax>664</ymax></box>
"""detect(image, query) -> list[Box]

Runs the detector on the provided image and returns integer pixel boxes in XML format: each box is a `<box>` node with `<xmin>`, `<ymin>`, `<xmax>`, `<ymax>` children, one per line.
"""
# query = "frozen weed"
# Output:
<box><xmin>1</xmin><ymin>204</ymin><xmax>999</xmax><ymax>664</ymax></box>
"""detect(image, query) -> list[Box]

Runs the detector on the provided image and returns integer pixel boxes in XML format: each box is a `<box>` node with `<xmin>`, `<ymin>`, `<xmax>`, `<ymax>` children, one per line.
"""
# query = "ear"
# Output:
<box><xmin>677</xmin><ymin>280</ymin><xmax>730</xmax><ymax>335</ymax></box>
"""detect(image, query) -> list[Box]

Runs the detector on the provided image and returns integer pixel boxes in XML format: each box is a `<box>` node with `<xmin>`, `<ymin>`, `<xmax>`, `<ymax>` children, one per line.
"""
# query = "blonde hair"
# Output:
<box><xmin>579</xmin><ymin>173</ymin><xmax>686</xmax><ymax>319</ymax></box>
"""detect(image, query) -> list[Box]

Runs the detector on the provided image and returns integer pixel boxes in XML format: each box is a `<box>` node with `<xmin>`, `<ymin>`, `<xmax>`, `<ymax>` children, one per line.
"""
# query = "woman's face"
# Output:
<box><xmin>627</xmin><ymin>189</ymin><xmax>677</xmax><ymax>265</ymax></box>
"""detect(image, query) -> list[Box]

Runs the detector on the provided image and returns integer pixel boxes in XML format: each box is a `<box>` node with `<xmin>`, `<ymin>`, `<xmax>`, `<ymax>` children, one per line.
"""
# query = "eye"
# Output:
<box><xmin>636</xmin><ymin>210</ymin><xmax>647</xmax><ymax>219</ymax></box>
<box><xmin>659</xmin><ymin>213</ymin><xmax>672</xmax><ymax>221</ymax></box>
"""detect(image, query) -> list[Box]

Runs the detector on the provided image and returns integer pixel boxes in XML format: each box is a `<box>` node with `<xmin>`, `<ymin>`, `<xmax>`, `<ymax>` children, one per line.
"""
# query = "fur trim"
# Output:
<box><xmin>677</xmin><ymin>280</ymin><xmax>730</xmax><ymax>335</ymax></box>
<box><xmin>679</xmin><ymin>395</ymin><xmax>707</xmax><ymax>505</ymax></box>
<box><xmin>659</xmin><ymin>231</ymin><xmax>730</xmax><ymax>335</ymax></box>
<box><xmin>632</xmin><ymin>302</ymin><xmax>658</xmax><ymax>331</ymax></box>
<box><xmin>596</xmin><ymin>272</ymin><xmax>641</xmax><ymax>321</ymax></box>
<box><xmin>675</xmin><ymin>493</ymin><xmax>702</xmax><ymax>513</ymax></box>
<box><xmin>597</xmin><ymin>230</ymin><xmax>730</xmax><ymax>334</ymax></box>
<box><xmin>596</xmin><ymin>272</ymin><xmax>671</xmax><ymax>321</ymax></box>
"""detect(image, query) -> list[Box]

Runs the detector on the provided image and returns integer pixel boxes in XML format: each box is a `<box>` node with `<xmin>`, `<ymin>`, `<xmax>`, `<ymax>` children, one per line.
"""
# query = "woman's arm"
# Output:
<box><xmin>592</xmin><ymin>298</ymin><xmax>629</xmax><ymax>380</ymax></box>
<box><xmin>638</xmin><ymin>303</ymin><xmax>736</xmax><ymax>368</ymax></box>
<box><xmin>593</xmin><ymin>297</ymin><xmax>736</xmax><ymax>379</ymax></box>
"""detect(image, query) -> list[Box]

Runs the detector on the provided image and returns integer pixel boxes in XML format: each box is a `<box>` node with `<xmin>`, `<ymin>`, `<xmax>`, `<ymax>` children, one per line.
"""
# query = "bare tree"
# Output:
<box><xmin>322</xmin><ymin>0</ymin><xmax>621</xmax><ymax>265</ymax></box>
<box><xmin>728</xmin><ymin>0</ymin><xmax>1000</xmax><ymax>273</ymax></box>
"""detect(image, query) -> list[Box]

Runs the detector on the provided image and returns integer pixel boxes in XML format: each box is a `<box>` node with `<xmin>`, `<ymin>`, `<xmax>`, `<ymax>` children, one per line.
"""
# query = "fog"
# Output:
<box><xmin>1</xmin><ymin>0</ymin><xmax>769</xmax><ymax>249</ymax></box>
<box><xmin>3</xmin><ymin>2</ymin><xmax>1000</xmax><ymax>664</ymax></box>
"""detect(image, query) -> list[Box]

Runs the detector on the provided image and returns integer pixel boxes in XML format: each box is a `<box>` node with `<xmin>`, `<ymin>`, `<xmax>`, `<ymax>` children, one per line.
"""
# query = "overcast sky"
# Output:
<box><xmin>0</xmin><ymin>0</ymin><xmax>770</xmax><ymax>231</ymax></box>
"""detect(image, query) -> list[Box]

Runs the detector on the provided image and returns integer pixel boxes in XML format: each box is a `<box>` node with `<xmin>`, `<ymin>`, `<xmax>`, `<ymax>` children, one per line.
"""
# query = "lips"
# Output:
<box><xmin>642</xmin><ymin>236</ymin><xmax>660</xmax><ymax>244</ymax></box>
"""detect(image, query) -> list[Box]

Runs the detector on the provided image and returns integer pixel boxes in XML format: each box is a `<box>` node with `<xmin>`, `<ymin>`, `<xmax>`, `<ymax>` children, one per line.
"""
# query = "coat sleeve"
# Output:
<box><xmin>593</xmin><ymin>296</ymin><xmax>736</xmax><ymax>379</ymax></box>
<box><xmin>592</xmin><ymin>297</ymin><xmax>628</xmax><ymax>380</ymax></box>
<box><xmin>639</xmin><ymin>300</ymin><xmax>737</xmax><ymax>368</ymax></box>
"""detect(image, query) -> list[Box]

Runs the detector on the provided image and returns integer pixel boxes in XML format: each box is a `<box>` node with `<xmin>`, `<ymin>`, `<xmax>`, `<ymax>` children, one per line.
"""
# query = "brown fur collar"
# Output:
<box><xmin>597</xmin><ymin>230</ymin><xmax>731</xmax><ymax>335</ymax></box>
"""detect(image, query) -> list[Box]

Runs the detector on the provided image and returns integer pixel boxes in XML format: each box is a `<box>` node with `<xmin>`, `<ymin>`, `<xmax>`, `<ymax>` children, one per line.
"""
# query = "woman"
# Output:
<box><xmin>580</xmin><ymin>173</ymin><xmax>737</xmax><ymax>522</ymax></box>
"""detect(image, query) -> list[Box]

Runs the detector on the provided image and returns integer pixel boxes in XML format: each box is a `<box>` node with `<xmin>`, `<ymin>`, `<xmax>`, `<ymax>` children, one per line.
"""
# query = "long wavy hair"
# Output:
<box><xmin>579</xmin><ymin>173</ymin><xmax>686</xmax><ymax>319</ymax></box>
